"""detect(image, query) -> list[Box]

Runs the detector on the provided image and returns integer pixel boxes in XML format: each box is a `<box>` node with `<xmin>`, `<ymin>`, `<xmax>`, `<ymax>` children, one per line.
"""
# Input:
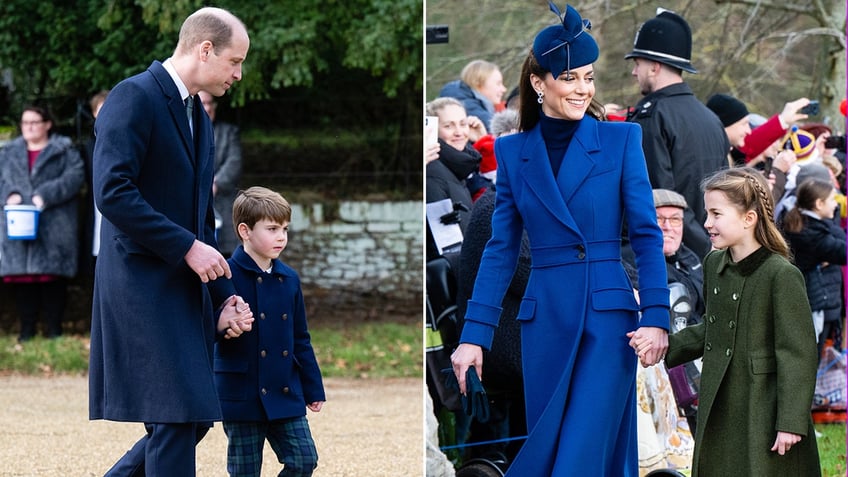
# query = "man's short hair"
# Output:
<box><xmin>177</xmin><ymin>7</ymin><xmax>244</xmax><ymax>55</ymax></box>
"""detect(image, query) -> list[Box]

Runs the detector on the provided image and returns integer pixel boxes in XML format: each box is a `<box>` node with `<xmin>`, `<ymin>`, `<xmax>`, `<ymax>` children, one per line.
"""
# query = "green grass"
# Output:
<box><xmin>311</xmin><ymin>321</ymin><xmax>422</xmax><ymax>378</ymax></box>
<box><xmin>816</xmin><ymin>422</ymin><xmax>846</xmax><ymax>477</ymax></box>
<box><xmin>0</xmin><ymin>321</ymin><xmax>423</xmax><ymax>379</ymax></box>
<box><xmin>0</xmin><ymin>335</ymin><xmax>90</xmax><ymax>375</ymax></box>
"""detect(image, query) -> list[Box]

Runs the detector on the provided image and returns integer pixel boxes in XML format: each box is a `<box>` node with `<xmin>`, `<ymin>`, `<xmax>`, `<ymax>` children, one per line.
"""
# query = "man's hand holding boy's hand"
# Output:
<box><xmin>218</xmin><ymin>295</ymin><xmax>254</xmax><ymax>339</ymax></box>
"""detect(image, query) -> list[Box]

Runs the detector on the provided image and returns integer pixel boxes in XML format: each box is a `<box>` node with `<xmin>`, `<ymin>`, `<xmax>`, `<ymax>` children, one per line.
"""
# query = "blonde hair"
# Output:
<box><xmin>460</xmin><ymin>60</ymin><xmax>500</xmax><ymax>91</ymax></box>
<box><xmin>702</xmin><ymin>167</ymin><xmax>790</xmax><ymax>258</ymax></box>
<box><xmin>821</xmin><ymin>154</ymin><xmax>843</xmax><ymax>178</ymax></box>
<box><xmin>232</xmin><ymin>186</ymin><xmax>291</xmax><ymax>241</ymax></box>
<box><xmin>425</xmin><ymin>97</ymin><xmax>464</xmax><ymax>117</ymax></box>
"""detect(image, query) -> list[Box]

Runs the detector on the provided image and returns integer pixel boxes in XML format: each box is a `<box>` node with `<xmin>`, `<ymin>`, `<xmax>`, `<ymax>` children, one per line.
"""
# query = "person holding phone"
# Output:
<box><xmin>707</xmin><ymin>94</ymin><xmax>815</xmax><ymax>165</ymax></box>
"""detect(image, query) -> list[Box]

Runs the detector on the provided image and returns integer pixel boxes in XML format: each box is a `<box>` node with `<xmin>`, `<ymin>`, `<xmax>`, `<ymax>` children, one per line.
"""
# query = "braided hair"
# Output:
<box><xmin>702</xmin><ymin>167</ymin><xmax>790</xmax><ymax>258</ymax></box>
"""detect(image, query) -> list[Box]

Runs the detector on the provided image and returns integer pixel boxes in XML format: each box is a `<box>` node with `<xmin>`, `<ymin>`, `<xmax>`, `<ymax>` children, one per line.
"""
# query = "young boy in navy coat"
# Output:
<box><xmin>214</xmin><ymin>186</ymin><xmax>325</xmax><ymax>477</ymax></box>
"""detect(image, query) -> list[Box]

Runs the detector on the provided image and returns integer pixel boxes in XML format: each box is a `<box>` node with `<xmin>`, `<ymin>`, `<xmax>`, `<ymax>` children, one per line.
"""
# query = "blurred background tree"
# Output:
<box><xmin>0</xmin><ymin>0</ymin><xmax>423</xmax><ymax>198</ymax></box>
<box><xmin>426</xmin><ymin>0</ymin><xmax>846</xmax><ymax>128</ymax></box>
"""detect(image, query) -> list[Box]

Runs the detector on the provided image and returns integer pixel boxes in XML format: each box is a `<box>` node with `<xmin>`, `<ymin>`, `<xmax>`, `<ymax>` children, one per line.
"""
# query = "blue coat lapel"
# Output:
<box><xmin>558</xmin><ymin>117</ymin><xmax>600</xmax><ymax>203</ymax></box>
<box><xmin>518</xmin><ymin>126</ymin><xmax>572</xmax><ymax>230</ymax></box>
<box><xmin>149</xmin><ymin>62</ymin><xmax>195</xmax><ymax>159</ymax></box>
<box><xmin>518</xmin><ymin>116</ymin><xmax>600</xmax><ymax>235</ymax></box>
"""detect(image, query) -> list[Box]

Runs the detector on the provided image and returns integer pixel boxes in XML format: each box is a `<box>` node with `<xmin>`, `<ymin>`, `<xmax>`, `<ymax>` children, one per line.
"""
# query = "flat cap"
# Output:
<box><xmin>653</xmin><ymin>188</ymin><xmax>688</xmax><ymax>209</ymax></box>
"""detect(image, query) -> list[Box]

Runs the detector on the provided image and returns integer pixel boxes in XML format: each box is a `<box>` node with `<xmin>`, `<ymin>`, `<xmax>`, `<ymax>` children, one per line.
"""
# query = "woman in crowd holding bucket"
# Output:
<box><xmin>0</xmin><ymin>105</ymin><xmax>84</xmax><ymax>342</ymax></box>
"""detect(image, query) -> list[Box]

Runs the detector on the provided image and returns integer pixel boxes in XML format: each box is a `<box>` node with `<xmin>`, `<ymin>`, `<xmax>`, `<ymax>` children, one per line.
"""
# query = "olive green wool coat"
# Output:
<box><xmin>667</xmin><ymin>247</ymin><xmax>820</xmax><ymax>476</ymax></box>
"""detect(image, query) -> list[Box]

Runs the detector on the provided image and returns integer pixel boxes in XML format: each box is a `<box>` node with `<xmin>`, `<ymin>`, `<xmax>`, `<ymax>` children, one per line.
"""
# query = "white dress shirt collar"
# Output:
<box><xmin>162</xmin><ymin>58</ymin><xmax>191</xmax><ymax>101</ymax></box>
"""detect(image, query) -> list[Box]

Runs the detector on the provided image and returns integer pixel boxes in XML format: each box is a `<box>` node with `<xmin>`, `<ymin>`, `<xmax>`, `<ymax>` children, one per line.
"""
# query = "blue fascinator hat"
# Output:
<box><xmin>532</xmin><ymin>2</ymin><xmax>599</xmax><ymax>78</ymax></box>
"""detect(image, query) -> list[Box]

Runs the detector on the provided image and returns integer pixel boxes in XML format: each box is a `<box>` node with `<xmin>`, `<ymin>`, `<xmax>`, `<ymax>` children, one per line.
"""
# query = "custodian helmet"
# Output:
<box><xmin>625</xmin><ymin>9</ymin><xmax>697</xmax><ymax>74</ymax></box>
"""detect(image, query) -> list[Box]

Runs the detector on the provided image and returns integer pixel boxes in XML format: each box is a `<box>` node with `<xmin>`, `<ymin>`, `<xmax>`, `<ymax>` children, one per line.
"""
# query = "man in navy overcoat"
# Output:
<box><xmin>89</xmin><ymin>7</ymin><xmax>253</xmax><ymax>476</ymax></box>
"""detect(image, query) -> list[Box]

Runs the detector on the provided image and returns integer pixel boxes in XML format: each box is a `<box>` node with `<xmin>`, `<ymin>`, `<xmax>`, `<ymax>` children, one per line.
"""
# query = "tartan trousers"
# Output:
<box><xmin>223</xmin><ymin>416</ymin><xmax>318</xmax><ymax>477</ymax></box>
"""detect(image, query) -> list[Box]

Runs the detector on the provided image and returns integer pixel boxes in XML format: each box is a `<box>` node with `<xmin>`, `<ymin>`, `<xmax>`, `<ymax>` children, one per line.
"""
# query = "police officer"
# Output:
<box><xmin>625</xmin><ymin>9</ymin><xmax>730</xmax><ymax>259</ymax></box>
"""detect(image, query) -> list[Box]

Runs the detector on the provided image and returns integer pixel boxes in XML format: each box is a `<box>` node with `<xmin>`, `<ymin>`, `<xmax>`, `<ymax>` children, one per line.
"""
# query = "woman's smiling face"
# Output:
<box><xmin>436</xmin><ymin>103</ymin><xmax>470</xmax><ymax>151</ymax></box>
<box><xmin>533</xmin><ymin>64</ymin><xmax>595</xmax><ymax>121</ymax></box>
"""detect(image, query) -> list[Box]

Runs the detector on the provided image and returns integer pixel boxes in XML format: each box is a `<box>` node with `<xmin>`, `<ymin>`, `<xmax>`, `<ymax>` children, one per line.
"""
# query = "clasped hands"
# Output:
<box><xmin>184</xmin><ymin>240</ymin><xmax>254</xmax><ymax>338</ymax></box>
<box><xmin>217</xmin><ymin>294</ymin><xmax>254</xmax><ymax>339</ymax></box>
<box><xmin>626</xmin><ymin>326</ymin><xmax>668</xmax><ymax>367</ymax></box>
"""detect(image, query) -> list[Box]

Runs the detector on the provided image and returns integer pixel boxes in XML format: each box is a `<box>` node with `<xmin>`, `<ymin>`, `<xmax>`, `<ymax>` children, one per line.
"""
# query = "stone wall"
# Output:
<box><xmin>0</xmin><ymin>200</ymin><xmax>424</xmax><ymax>334</ymax></box>
<box><xmin>285</xmin><ymin>200</ymin><xmax>423</xmax><ymax>317</ymax></box>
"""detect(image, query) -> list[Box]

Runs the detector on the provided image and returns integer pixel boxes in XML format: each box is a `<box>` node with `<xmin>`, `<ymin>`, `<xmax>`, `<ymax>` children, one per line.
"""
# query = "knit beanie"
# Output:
<box><xmin>706</xmin><ymin>94</ymin><xmax>749</xmax><ymax>127</ymax></box>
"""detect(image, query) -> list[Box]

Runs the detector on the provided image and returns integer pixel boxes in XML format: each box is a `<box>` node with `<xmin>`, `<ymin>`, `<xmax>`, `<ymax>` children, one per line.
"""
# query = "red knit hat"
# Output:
<box><xmin>473</xmin><ymin>135</ymin><xmax>497</xmax><ymax>180</ymax></box>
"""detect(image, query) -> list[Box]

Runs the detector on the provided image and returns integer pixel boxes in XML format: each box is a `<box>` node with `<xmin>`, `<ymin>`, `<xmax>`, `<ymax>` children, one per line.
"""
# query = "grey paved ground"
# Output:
<box><xmin>0</xmin><ymin>375</ymin><xmax>423</xmax><ymax>476</ymax></box>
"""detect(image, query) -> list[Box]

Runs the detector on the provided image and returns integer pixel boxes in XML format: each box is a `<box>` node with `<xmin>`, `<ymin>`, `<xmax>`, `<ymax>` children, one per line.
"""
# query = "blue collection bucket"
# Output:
<box><xmin>4</xmin><ymin>205</ymin><xmax>40</xmax><ymax>240</ymax></box>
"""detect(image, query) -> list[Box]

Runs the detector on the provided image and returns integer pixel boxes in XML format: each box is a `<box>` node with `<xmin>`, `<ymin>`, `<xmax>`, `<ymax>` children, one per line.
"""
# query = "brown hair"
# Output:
<box><xmin>517</xmin><ymin>50</ymin><xmax>604</xmax><ymax>132</ymax></box>
<box><xmin>21</xmin><ymin>105</ymin><xmax>53</xmax><ymax>135</ymax></box>
<box><xmin>781</xmin><ymin>178</ymin><xmax>834</xmax><ymax>234</ymax></box>
<box><xmin>701</xmin><ymin>167</ymin><xmax>790</xmax><ymax>258</ymax></box>
<box><xmin>232</xmin><ymin>186</ymin><xmax>291</xmax><ymax>241</ymax></box>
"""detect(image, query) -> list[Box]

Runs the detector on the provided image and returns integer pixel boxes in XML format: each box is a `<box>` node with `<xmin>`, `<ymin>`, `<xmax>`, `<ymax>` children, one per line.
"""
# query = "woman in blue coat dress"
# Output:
<box><xmin>451</xmin><ymin>4</ymin><xmax>670</xmax><ymax>476</ymax></box>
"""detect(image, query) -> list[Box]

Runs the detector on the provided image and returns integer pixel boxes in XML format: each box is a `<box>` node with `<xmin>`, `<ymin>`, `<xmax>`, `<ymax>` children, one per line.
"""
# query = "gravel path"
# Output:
<box><xmin>0</xmin><ymin>375</ymin><xmax>423</xmax><ymax>476</ymax></box>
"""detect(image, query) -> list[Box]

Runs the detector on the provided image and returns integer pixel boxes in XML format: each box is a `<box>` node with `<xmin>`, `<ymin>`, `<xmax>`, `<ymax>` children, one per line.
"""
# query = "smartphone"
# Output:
<box><xmin>425</xmin><ymin>116</ymin><xmax>439</xmax><ymax>147</ymax></box>
<box><xmin>763</xmin><ymin>156</ymin><xmax>773</xmax><ymax>177</ymax></box>
<box><xmin>824</xmin><ymin>135</ymin><xmax>846</xmax><ymax>151</ymax></box>
<box><xmin>799</xmin><ymin>100</ymin><xmax>819</xmax><ymax>115</ymax></box>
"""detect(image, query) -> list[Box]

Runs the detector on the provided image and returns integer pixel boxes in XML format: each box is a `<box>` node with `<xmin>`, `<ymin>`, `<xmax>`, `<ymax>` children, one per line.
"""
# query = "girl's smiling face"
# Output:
<box><xmin>703</xmin><ymin>189</ymin><xmax>753</xmax><ymax>251</ymax></box>
<box><xmin>812</xmin><ymin>188</ymin><xmax>838</xmax><ymax>220</ymax></box>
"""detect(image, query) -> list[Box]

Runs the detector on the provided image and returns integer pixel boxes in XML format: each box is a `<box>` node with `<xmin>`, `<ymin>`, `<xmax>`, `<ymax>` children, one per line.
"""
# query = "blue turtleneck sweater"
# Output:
<box><xmin>539</xmin><ymin>111</ymin><xmax>580</xmax><ymax>177</ymax></box>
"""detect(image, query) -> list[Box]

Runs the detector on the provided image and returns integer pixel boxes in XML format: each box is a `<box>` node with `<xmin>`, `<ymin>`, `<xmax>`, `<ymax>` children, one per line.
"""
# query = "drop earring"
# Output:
<box><xmin>536</xmin><ymin>91</ymin><xmax>544</xmax><ymax>104</ymax></box>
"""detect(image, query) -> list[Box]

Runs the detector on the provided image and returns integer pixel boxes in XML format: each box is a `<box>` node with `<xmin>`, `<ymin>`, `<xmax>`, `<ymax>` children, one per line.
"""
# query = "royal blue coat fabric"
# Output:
<box><xmin>460</xmin><ymin>116</ymin><xmax>669</xmax><ymax>476</ymax></box>
<box><xmin>89</xmin><ymin>61</ymin><xmax>229</xmax><ymax>423</ymax></box>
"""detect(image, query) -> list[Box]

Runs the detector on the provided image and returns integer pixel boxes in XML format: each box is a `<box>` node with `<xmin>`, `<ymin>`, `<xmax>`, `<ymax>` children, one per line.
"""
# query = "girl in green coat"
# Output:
<box><xmin>639</xmin><ymin>167</ymin><xmax>821</xmax><ymax>476</ymax></box>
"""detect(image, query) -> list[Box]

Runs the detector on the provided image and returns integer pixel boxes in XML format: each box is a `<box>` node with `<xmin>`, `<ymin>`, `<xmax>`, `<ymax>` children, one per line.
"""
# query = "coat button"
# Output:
<box><xmin>713</xmin><ymin>287</ymin><xmax>719</xmax><ymax>295</ymax></box>
<box><xmin>728</xmin><ymin>321</ymin><xmax>735</xmax><ymax>329</ymax></box>
<box><xmin>260</xmin><ymin>312</ymin><xmax>266</xmax><ymax>320</ymax></box>
<box><xmin>282</xmin><ymin>313</ymin><xmax>288</xmax><ymax>320</ymax></box>
<box><xmin>282</xmin><ymin>350</ymin><xmax>289</xmax><ymax>357</ymax></box>
<box><xmin>706</xmin><ymin>343</ymin><xmax>712</xmax><ymax>351</ymax></box>
<box><xmin>726</xmin><ymin>348</ymin><xmax>732</xmax><ymax>357</ymax></box>
<box><xmin>283</xmin><ymin>387</ymin><xmax>290</xmax><ymax>393</ymax></box>
<box><xmin>708</xmin><ymin>315</ymin><xmax>716</xmax><ymax>323</ymax></box>
<box><xmin>732</xmin><ymin>293</ymin><xmax>739</xmax><ymax>300</ymax></box>
<box><xmin>261</xmin><ymin>388</ymin><xmax>267</xmax><ymax>395</ymax></box>
<box><xmin>260</xmin><ymin>350</ymin><xmax>266</xmax><ymax>358</ymax></box>
<box><xmin>257</xmin><ymin>276</ymin><xmax>263</xmax><ymax>284</ymax></box>
<box><xmin>278</xmin><ymin>277</ymin><xmax>283</xmax><ymax>282</ymax></box>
